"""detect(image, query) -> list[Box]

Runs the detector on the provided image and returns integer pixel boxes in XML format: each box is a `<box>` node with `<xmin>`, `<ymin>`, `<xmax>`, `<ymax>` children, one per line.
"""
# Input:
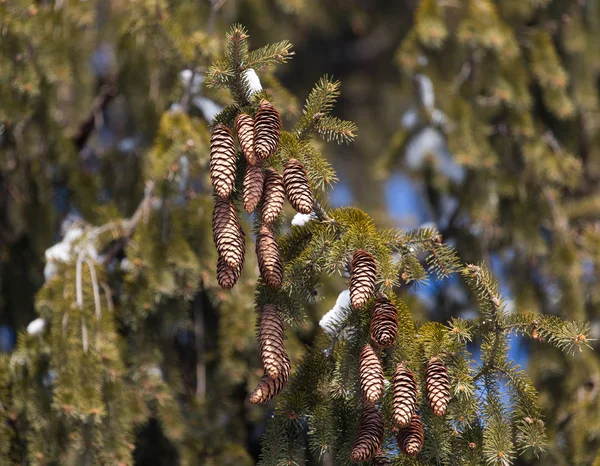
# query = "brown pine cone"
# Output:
<box><xmin>210</xmin><ymin>123</ymin><xmax>237</xmax><ymax>198</ymax></box>
<box><xmin>256</xmin><ymin>224</ymin><xmax>283</xmax><ymax>288</ymax></box>
<box><xmin>392</xmin><ymin>363</ymin><xmax>418</xmax><ymax>428</ymax></box>
<box><xmin>370</xmin><ymin>296</ymin><xmax>399</xmax><ymax>347</ymax></box>
<box><xmin>397</xmin><ymin>413</ymin><xmax>424</xmax><ymax>457</ymax></box>
<box><xmin>235</xmin><ymin>113</ymin><xmax>257</xmax><ymax>165</ymax></box>
<box><xmin>259</xmin><ymin>304</ymin><xmax>290</xmax><ymax>380</ymax></box>
<box><xmin>262</xmin><ymin>168</ymin><xmax>285</xmax><ymax>224</ymax></box>
<box><xmin>350</xmin><ymin>404</ymin><xmax>384</xmax><ymax>463</ymax></box>
<box><xmin>350</xmin><ymin>250</ymin><xmax>377</xmax><ymax>309</ymax></box>
<box><xmin>254</xmin><ymin>99</ymin><xmax>281</xmax><ymax>160</ymax></box>
<box><xmin>283</xmin><ymin>158</ymin><xmax>313</xmax><ymax>215</ymax></box>
<box><xmin>217</xmin><ymin>256</ymin><xmax>242</xmax><ymax>290</ymax></box>
<box><xmin>372</xmin><ymin>449</ymin><xmax>391</xmax><ymax>466</ymax></box>
<box><xmin>426</xmin><ymin>357</ymin><xmax>451</xmax><ymax>417</ymax></box>
<box><xmin>359</xmin><ymin>344</ymin><xmax>384</xmax><ymax>403</ymax></box>
<box><xmin>249</xmin><ymin>372</ymin><xmax>287</xmax><ymax>404</ymax></box>
<box><xmin>212</xmin><ymin>198</ymin><xmax>245</xmax><ymax>269</ymax></box>
<box><xmin>243</xmin><ymin>163</ymin><xmax>264</xmax><ymax>213</ymax></box>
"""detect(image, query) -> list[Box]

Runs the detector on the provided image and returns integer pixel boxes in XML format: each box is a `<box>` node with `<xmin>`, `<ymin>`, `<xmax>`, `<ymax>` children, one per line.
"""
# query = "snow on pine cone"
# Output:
<box><xmin>349</xmin><ymin>250</ymin><xmax>377</xmax><ymax>309</ymax></box>
<box><xmin>392</xmin><ymin>362</ymin><xmax>418</xmax><ymax>427</ymax></box>
<box><xmin>359</xmin><ymin>344</ymin><xmax>384</xmax><ymax>403</ymax></box>
<box><xmin>210</xmin><ymin>123</ymin><xmax>237</xmax><ymax>198</ymax></box>
<box><xmin>235</xmin><ymin>113</ymin><xmax>257</xmax><ymax>165</ymax></box>
<box><xmin>262</xmin><ymin>168</ymin><xmax>285</xmax><ymax>224</ymax></box>
<box><xmin>256</xmin><ymin>224</ymin><xmax>283</xmax><ymax>288</ymax></box>
<box><xmin>217</xmin><ymin>256</ymin><xmax>242</xmax><ymax>290</ymax></box>
<box><xmin>283</xmin><ymin>158</ymin><xmax>313</xmax><ymax>214</ymax></box>
<box><xmin>212</xmin><ymin>198</ymin><xmax>245</xmax><ymax>269</ymax></box>
<box><xmin>370</xmin><ymin>296</ymin><xmax>399</xmax><ymax>347</ymax></box>
<box><xmin>350</xmin><ymin>403</ymin><xmax>384</xmax><ymax>463</ymax></box>
<box><xmin>425</xmin><ymin>356</ymin><xmax>451</xmax><ymax>417</ymax></box>
<box><xmin>243</xmin><ymin>163</ymin><xmax>264</xmax><ymax>213</ymax></box>
<box><xmin>249</xmin><ymin>372</ymin><xmax>287</xmax><ymax>404</ymax></box>
<box><xmin>259</xmin><ymin>304</ymin><xmax>290</xmax><ymax>380</ymax></box>
<box><xmin>253</xmin><ymin>99</ymin><xmax>281</xmax><ymax>160</ymax></box>
<box><xmin>396</xmin><ymin>413</ymin><xmax>424</xmax><ymax>457</ymax></box>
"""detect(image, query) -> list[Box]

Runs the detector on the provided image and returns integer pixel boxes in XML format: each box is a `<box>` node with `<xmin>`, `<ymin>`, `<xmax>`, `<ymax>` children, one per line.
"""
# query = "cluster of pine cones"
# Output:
<box><xmin>348</xmin><ymin>250</ymin><xmax>451</xmax><ymax>462</ymax></box>
<box><xmin>210</xmin><ymin>99</ymin><xmax>314</xmax><ymax>291</ymax></box>
<box><xmin>210</xmin><ymin>99</ymin><xmax>314</xmax><ymax>403</ymax></box>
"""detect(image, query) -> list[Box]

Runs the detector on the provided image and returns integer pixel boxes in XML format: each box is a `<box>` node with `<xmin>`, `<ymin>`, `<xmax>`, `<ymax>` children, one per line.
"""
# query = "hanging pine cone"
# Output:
<box><xmin>210</xmin><ymin>123</ymin><xmax>237</xmax><ymax>198</ymax></box>
<box><xmin>254</xmin><ymin>99</ymin><xmax>281</xmax><ymax>160</ymax></box>
<box><xmin>359</xmin><ymin>344</ymin><xmax>384</xmax><ymax>403</ymax></box>
<box><xmin>350</xmin><ymin>404</ymin><xmax>384</xmax><ymax>463</ymax></box>
<box><xmin>350</xmin><ymin>250</ymin><xmax>377</xmax><ymax>309</ymax></box>
<box><xmin>425</xmin><ymin>357</ymin><xmax>451</xmax><ymax>417</ymax></box>
<box><xmin>256</xmin><ymin>224</ymin><xmax>283</xmax><ymax>288</ymax></box>
<box><xmin>212</xmin><ymin>198</ymin><xmax>245</xmax><ymax>269</ymax></box>
<box><xmin>262</xmin><ymin>168</ymin><xmax>285</xmax><ymax>224</ymax></box>
<box><xmin>397</xmin><ymin>413</ymin><xmax>424</xmax><ymax>457</ymax></box>
<box><xmin>243</xmin><ymin>163</ymin><xmax>264</xmax><ymax>213</ymax></box>
<box><xmin>217</xmin><ymin>256</ymin><xmax>242</xmax><ymax>290</ymax></box>
<box><xmin>283</xmin><ymin>158</ymin><xmax>313</xmax><ymax>214</ymax></box>
<box><xmin>370</xmin><ymin>296</ymin><xmax>398</xmax><ymax>347</ymax></box>
<box><xmin>235</xmin><ymin>113</ymin><xmax>257</xmax><ymax>165</ymax></box>
<box><xmin>249</xmin><ymin>372</ymin><xmax>287</xmax><ymax>404</ymax></box>
<box><xmin>372</xmin><ymin>449</ymin><xmax>391</xmax><ymax>466</ymax></box>
<box><xmin>259</xmin><ymin>304</ymin><xmax>290</xmax><ymax>380</ymax></box>
<box><xmin>392</xmin><ymin>363</ymin><xmax>418</xmax><ymax>428</ymax></box>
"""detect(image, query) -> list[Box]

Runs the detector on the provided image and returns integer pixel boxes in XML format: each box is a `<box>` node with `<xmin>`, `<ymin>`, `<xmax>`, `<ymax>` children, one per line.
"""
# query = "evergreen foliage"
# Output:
<box><xmin>0</xmin><ymin>1</ymin><xmax>598</xmax><ymax>465</ymax></box>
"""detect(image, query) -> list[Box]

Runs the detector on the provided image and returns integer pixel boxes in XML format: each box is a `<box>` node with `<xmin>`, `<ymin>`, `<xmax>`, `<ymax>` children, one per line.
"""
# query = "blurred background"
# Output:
<box><xmin>1</xmin><ymin>0</ymin><xmax>600</xmax><ymax>464</ymax></box>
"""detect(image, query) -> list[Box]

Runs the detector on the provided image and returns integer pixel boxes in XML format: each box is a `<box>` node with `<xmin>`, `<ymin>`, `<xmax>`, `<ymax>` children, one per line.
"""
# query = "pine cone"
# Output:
<box><xmin>212</xmin><ymin>198</ymin><xmax>245</xmax><ymax>269</ymax></box>
<box><xmin>210</xmin><ymin>123</ymin><xmax>237</xmax><ymax>198</ymax></box>
<box><xmin>217</xmin><ymin>256</ymin><xmax>242</xmax><ymax>290</ymax></box>
<box><xmin>259</xmin><ymin>304</ymin><xmax>290</xmax><ymax>380</ymax></box>
<box><xmin>256</xmin><ymin>224</ymin><xmax>283</xmax><ymax>288</ymax></box>
<box><xmin>359</xmin><ymin>344</ymin><xmax>384</xmax><ymax>403</ymax></box>
<box><xmin>243</xmin><ymin>163</ymin><xmax>264</xmax><ymax>213</ymax></box>
<box><xmin>350</xmin><ymin>404</ymin><xmax>384</xmax><ymax>463</ymax></box>
<box><xmin>235</xmin><ymin>113</ymin><xmax>257</xmax><ymax>165</ymax></box>
<box><xmin>396</xmin><ymin>413</ymin><xmax>424</xmax><ymax>457</ymax></box>
<box><xmin>372</xmin><ymin>449</ymin><xmax>391</xmax><ymax>466</ymax></box>
<box><xmin>249</xmin><ymin>372</ymin><xmax>287</xmax><ymax>404</ymax></box>
<box><xmin>370</xmin><ymin>296</ymin><xmax>398</xmax><ymax>347</ymax></box>
<box><xmin>350</xmin><ymin>250</ymin><xmax>377</xmax><ymax>309</ymax></box>
<box><xmin>392</xmin><ymin>363</ymin><xmax>418</xmax><ymax>428</ymax></box>
<box><xmin>425</xmin><ymin>357</ymin><xmax>451</xmax><ymax>417</ymax></box>
<box><xmin>254</xmin><ymin>99</ymin><xmax>281</xmax><ymax>160</ymax></box>
<box><xmin>262</xmin><ymin>168</ymin><xmax>285</xmax><ymax>224</ymax></box>
<box><xmin>283</xmin><ymin>158</ymin><xmax>313</xmax><ymax>215</ymax></box>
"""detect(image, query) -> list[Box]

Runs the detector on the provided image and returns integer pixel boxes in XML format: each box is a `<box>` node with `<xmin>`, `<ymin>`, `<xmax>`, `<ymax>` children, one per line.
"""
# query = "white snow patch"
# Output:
<box><xmin>27</xmin><ymin>318</ymin><xmax>46</xmax><ymax>336</ymax></box>
<box><xmin>242</xmin><ymin>68</ymin><xmax>263</xmax><ymax>95</ymax></box>
<box><xmin>319</xmin><ymin>290</ymin><xmax>351</xmax><ymax>338</ymax></box>
<box><xmin>291</xmin><ymin>212</ymin><xmax>316</xmax><ymax>227</ymax></box>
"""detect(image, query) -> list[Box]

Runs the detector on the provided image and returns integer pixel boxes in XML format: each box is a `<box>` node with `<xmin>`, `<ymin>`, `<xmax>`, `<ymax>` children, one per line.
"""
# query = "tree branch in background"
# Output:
<box><xmin>71</xmin><ymin>81</ymin><xmax>118</xmax><ymax>151</ymax></box>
